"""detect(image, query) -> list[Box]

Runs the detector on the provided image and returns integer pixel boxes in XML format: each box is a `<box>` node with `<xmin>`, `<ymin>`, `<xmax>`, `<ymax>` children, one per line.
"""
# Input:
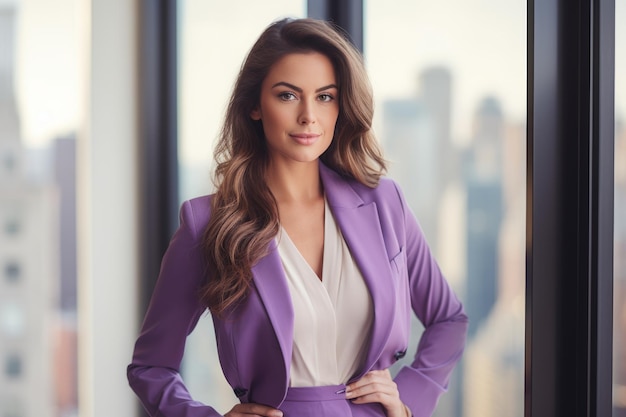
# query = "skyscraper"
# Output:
<box><xmin>52</xmin><ymin>134</ymin><xmax>78</xmax><ymax>417</ymax></box>
<box><xmin>463</xmin><ymin>96</ymin><xmax>505</xmax><ymax>338</ymax></box>
<box><xmin>383</xmin><ymin>98</ymin><xmax>439</xmax><ymax>246</ymax></box>
<box><xmin>463</xmin><ymin>101</ymin><xmax>525</xmax><ymax>417</ymax></box>
<box><xmin>419</xmin><ymin>67</ymin><xmax>455</xmax><ymax>192</ymax></box>
<box><xmin>382</xmin><ymin>67</ymin><xmax>457</xmax><ymax>257</ymax></box>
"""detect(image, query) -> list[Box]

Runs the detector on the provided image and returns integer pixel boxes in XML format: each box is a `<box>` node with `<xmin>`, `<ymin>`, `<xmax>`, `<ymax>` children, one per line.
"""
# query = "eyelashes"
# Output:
<box><xmin>278</xmin><ymin>91</ymin><xmax>297</xmax><ymax>101</ymax></box>
<box><xmin>277</xmin><ymin>91</ymin><xmax>336</xmax><ymax>102</ymax></box>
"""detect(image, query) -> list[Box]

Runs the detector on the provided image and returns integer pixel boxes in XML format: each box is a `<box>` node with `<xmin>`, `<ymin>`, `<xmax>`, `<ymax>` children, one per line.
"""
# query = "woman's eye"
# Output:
<box><xmin>278</xmin><ymin>92</ymin><xmax>297</xmax><ymax>101</ymax></box>
<box><xmin>318</xmin><ymin>93</ymin><xmax>334</xmax><ymax>102</ymax></box>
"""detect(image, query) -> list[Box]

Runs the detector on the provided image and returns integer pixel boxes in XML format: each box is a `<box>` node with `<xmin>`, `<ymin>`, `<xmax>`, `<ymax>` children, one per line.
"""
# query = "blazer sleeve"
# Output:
<box><xmin>391</xmin><ymin>182</ymin><xmax>469</xmax><ymax>417</ymax></box>
<box><xmin>127</xmin><ymin>200</ymin><xmax>223</xmax><ymax>417</ymax></box>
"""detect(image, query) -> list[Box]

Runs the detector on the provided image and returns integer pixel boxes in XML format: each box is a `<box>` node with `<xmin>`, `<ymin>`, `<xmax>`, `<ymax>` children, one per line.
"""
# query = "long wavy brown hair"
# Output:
<box><xmin>201</xmin><ymin>18</ymin><xmax>387</xmax><ymax>315</ymax></box>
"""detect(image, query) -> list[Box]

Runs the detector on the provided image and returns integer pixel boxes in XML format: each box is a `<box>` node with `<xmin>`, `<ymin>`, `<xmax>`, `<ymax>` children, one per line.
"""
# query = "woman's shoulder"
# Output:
<box><xmin>321</xmin><ymin>162</ymin><xmax>402</xmax><ymax>202</ymax></box>
<box><xmin>178</xmin><ymin>194</ymin><xmax>215</xmax><ymax>237</ymax></box>
<box><xmin>184</xmin><ymin>194</ymin><xmax>214</xmax><ymax>210</ymax></box>
<box><xmin>375</xmin><ymin>176</ymin><xmax>402</xmax><ymax>194</ymax></box>
<box><xmin>349</xmin><ymin>175</ymin><xmax>404</xmax><ymax>206</ymax></box>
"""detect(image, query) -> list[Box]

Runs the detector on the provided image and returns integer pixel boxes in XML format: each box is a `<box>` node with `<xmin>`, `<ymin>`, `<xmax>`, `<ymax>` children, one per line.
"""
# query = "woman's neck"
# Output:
<box><xmin>265</xmin><ymin>159</ymin><xmax>323</xmax><ymax>204</ymax></box>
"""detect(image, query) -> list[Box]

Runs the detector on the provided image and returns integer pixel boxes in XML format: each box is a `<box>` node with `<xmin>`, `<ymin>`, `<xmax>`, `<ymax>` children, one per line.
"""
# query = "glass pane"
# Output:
<box><xmin>365</xmin><ymin>1</ymin><xmax>526</xmax><ymax>416</ymax></box>
<box><xmin>177</xmin><ymin>1</ymin><xmax>306</xmax><ymax>410</ymax></box>
<box><xmin>614</xmin><ymin>1</ymin><xmax>626</xmax><ymax>415</ymax></box>
<box><xmin>1</xmin><ymin>1</ymin><xmax>79</xmax><ymax>416</ymax></box>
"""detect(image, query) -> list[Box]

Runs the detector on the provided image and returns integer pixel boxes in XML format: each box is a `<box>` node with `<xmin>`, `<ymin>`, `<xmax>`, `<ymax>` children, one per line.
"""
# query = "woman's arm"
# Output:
<box><xmin>391</xmin><ymin>182</ymin><xmax>469</xmax><ymax>417</ymax></box>
<box><xmin>127</xmin><ymin>200</ymin><xmax>223</xmax><ymax>417</ymax></box>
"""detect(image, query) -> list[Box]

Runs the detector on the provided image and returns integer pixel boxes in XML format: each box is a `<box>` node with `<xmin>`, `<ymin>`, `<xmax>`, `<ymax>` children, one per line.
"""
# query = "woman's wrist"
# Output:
<box><xmin>404</xmin><ymin>404</ymin><xmax>412</xmax><ymax>417</ymax></box>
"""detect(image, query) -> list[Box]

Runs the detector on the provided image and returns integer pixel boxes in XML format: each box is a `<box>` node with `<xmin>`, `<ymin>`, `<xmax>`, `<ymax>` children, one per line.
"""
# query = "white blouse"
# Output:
<box><xmin>277</xmin><ymin>199</ymin><xmax>373</xmax><ymax>387</ymax></box>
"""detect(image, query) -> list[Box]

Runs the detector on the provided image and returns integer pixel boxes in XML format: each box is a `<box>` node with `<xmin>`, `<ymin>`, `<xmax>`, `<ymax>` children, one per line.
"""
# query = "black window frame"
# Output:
<box><xmin>526</xmin><ymin>0</ymin><xmax>614</xmax><ymax>415</ymax></box>
<box><xmin>138</xmin><ymin>0</ymin><xmax>616</xmax><ymax>415</ymax></box>
<box><xmin>138</xmin><ymin>0</ymin><xmax>179</xmax><ymax>315</ymax></box>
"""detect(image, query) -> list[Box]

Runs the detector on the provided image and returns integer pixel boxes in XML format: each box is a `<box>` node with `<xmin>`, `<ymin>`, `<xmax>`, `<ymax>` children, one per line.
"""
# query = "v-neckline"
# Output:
<box><xmin>279</xmin><ymin>199</ymin><xmax>331</xmax><ymax>282</ymax></box>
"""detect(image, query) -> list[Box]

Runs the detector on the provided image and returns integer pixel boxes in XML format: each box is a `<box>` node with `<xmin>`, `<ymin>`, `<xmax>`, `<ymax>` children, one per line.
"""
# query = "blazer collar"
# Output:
<box><xmin>251</xmin><ymin>161</ymin><xmax>395</xmax><ymax>385</ymax></box>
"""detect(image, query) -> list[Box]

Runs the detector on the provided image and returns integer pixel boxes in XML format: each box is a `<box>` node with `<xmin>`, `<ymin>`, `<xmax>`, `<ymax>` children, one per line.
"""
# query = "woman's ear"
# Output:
<box><xmin>250</xmin><ymin>108</ymin><xmax>261</xmax><ymax>120</ymax></box>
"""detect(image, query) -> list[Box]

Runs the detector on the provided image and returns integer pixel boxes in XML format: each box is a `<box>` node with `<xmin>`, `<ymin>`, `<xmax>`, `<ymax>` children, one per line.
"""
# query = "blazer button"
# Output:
<box><xmin>233</xmin><ymin>387</ymin><xmax>248</xmax><ymax>398</ymax></box>
<box><xmin>394</xmin><ymin>350</ymin><xmax>407</xmax><ymax>360</ymax></box>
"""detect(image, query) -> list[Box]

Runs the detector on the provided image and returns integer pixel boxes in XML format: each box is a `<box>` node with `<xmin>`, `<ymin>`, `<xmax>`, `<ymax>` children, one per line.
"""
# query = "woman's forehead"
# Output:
<box><xmin>263</xmin><ymin>52</ymin><xmax>337</xmax><ymax>89</ymax></box>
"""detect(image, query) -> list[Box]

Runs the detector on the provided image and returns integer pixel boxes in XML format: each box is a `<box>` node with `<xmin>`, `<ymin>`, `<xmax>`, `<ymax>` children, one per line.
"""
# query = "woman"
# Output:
<box><xmin>128</xmin><ymin>18</ymin><xmax>468</xmax><ymax>417</ymax></box>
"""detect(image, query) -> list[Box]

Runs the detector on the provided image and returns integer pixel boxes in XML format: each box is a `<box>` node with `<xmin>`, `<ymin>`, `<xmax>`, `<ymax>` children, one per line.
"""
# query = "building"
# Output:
<box><xmin>382</xmin><ymin>67</ymin><xmax>457</xmax><ymax>258</ymax></box>
<box><xmin>383</xmin><ymin>98</ymin><xmax>439</xmax><ymax>246</ymax></box>
<box><xmin>463</xmin><ymin>120</ymin><xmax>526</xmax><ymax>417</ymax></box>
<box><xmin>0</xmin><ymin>4</ymin><xmax>59</xmax><ymax>417</ymax></box>
<box><xmin>463</xmin><ymin>96</ymin><xmax>505</xmax><ymax>338</ymax></box>
<box><xmin>52</xmin><ymin>134</ymin><xmax>78</xmax><ymax>417</ymax></box>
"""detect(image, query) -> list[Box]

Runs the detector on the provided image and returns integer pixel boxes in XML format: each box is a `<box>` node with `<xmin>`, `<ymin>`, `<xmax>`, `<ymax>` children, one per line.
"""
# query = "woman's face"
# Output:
<box><xmin>251</xmin><ymin>52</ymin><xmax>339</xmax><ymax>167</ymax></box>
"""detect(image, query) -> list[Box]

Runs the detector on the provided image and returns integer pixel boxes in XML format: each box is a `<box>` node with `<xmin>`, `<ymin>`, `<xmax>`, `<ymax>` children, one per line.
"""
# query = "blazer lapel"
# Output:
<box><xmin>250</xmin><ymin>241</ymin><xmax>294</xmax><ymax>384</ymax></box>
<box><xmin>320</xmin><ymin>163</ymin><xmax>396</xmax><ymax>377</ymax></box>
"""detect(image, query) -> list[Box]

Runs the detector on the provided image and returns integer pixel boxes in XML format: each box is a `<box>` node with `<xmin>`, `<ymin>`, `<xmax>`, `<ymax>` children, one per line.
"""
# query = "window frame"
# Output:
<box><xmin>138</xmin><ymin>0</ymin><xmax>180</xmax><ymax>314</ymax></box>
<box><xmin>526</xmin><ymin>0</ymin><xmax>614</xmax><ymax>415</ymax></box>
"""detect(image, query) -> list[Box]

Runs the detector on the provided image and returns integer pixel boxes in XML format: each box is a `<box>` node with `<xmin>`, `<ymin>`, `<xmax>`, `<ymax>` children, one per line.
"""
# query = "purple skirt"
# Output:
<box><xmin>279</xmin><ymin>385</ymin><xmax>386</xmax><ymax>417</ymax></box>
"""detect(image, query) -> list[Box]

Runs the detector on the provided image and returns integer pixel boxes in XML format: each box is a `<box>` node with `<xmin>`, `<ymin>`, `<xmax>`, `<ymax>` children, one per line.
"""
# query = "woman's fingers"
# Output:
<box><xmin>346</xmin><ymin>369</ymin><xmax>408</xmax><ymax>417</ymax></box>
<box><xmin>346</xmin><ymin>369</ymin><xmax>397</xmax><ymax>398</ymax></box>
<box><xmin>225</xmin><ymin>403</ymin><xmax>283</xmax><ymax>417</ymax></box>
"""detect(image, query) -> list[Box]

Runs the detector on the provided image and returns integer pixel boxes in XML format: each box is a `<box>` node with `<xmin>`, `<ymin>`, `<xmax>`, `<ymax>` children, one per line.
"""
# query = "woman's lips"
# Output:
<box><xmin>289</xmin><ymin>133</ymin><xmax>321</xmax><ymax>145</ymax></box>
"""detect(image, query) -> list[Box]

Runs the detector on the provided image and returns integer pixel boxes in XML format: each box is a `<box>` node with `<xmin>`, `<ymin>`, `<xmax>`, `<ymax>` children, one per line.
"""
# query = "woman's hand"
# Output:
<box><xmin>225</xmin><ymin>403</ymin><xmax>283</xmax><ymax>417</ymax></box>
<box><xmin>345</xmin><ymin>369</ymin><xmax>411</xmax><ymax>417</ymax></box>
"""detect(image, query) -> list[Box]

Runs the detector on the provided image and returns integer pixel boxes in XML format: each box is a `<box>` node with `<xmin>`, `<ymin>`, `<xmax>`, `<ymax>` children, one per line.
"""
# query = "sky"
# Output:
<box><xmin>8</xmin><ymin>0</ymin><xmax>626</xmax><ymax>152</ymax></box>
<box><xmin>13</xmin><ymin>0</ymin><xmax>81</xmax><ymax>147</ymax></box>
<box><xmin>365</xmin><ymin>0</ymin><xmax>527</xmax><ymax>144</ymax></box>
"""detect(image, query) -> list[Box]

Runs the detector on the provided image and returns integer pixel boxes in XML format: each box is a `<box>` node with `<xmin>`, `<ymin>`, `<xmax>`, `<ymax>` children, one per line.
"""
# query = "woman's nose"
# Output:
<box><xmin>298</xmin><ymin>101</ymin><xmax>316</xmax><ymax>125</ymax></box>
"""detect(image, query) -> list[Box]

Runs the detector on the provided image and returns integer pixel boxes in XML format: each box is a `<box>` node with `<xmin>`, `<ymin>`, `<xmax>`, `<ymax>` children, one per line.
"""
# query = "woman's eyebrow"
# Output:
<box><xmin>271</xmin><ymin>81</ymin><xmax>338</xmax><ymax>93</ymax></box>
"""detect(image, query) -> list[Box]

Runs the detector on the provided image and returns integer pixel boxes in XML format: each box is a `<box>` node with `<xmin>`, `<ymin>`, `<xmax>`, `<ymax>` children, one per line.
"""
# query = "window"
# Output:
<box><xmin>365</xmin><ymin>1</ymin><xmax>526</xmax><ymax>415</ymax></box>
<box><xmin>3</xmin><ymin>217</ymin><xmax>20</xmax><ymax>237</ymax></box>
<box><xmin>0</xmin><ymin>304</ymin><xmax>24</xmax><ymax>337</ymax></box>
<box><xmin>2</xmin><ymin>151</ymin><xmax>17</xmax><ymax>174</ymax></box>
<box><xmin>4</xmin><ymin>261</ymin><xmax>20</xmax><ymax>283</ymax></box>
<box><xmin>5</xmin><ymin>354</ymin><xmax>22</xmax><ymax>378</ymax></box>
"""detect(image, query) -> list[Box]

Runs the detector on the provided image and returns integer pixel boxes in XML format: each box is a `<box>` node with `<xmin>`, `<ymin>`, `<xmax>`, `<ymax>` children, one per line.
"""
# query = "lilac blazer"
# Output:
<box><xmin>127</xmin><ymin>163</ymin><xmax>468</xmax><ymax>417</ymax></box>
